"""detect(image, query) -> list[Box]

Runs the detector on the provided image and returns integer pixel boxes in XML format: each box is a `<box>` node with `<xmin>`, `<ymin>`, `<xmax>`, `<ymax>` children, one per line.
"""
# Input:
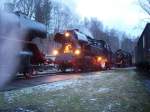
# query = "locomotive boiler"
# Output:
<box><xmin>53</xmin><ymin>29</ymin><xmax>112</xmax><ymax>72</ymax></box>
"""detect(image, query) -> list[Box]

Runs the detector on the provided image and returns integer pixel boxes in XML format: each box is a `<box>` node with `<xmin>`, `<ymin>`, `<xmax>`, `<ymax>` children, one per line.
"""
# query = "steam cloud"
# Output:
<box><xmin>0</xmin><ymin>10</ymin><xmax>24</xmax><ymax>88</ymax></box>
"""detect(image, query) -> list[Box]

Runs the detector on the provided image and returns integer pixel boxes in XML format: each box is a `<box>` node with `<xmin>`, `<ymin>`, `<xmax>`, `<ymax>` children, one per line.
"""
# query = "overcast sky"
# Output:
<box><xmin>63</xmin><ymin>0</ymin><xmax>150</xmax><ymax>38</ymax></box>
<box><xmin>1</xmin><ymin>0</ymin><xmax>150</xmax><ymax>38</ymax></box>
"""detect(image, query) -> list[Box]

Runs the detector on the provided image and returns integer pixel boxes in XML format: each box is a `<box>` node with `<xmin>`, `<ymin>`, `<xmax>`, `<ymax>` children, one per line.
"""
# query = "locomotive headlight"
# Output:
<box><xmin>53</xmin><ymin>49</ymin><xmax>59</xmax><ymax>56</ymax></box>
<box><xmin>65</xmin><ymin>32</ymin><xmax>70</xmax><ymax>38</ymax></box>
<box><xmin>97</xmin><ymin>56</ymin><xmax>102</xmax><ymax>62</ymax></box>
<box><xmin>74</xmin><ymin>49</ymin><xmax>81</xmax><ymax>56</ymax></box>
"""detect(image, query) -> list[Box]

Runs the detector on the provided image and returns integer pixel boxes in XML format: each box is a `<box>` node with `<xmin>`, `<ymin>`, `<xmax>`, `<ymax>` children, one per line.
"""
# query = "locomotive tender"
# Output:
<box><xmin>0</xmin><ymin>11</ymin><xmax>47</xmax><ymax>78</ymax></box>
<box><xmin>53</xmin><ymin>29</ymin><xmax>112</xmax><ymax>72</ymax></box>
<box><xmin>135</xmin><ymin>23</ymin><xmax>150</xmax><ymax>70</ymax></box>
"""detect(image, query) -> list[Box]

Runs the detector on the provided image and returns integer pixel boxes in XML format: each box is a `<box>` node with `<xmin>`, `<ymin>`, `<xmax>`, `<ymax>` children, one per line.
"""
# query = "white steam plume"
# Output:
<box><xmin>0</xmin><ymin>10</ymin><xmax>24</xmax><ymax>88</ymax></box>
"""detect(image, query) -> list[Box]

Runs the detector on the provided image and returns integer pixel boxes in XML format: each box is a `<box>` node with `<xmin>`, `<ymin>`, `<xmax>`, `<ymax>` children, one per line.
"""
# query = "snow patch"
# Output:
<box><xmin>90</xmin><ymin>98</ymin><xmax>97</xmax><ymax>101</ymax></box>
<box><xmin>102</xmin><ymin>103</ymin><xmax>114</xmax><ymax>112</ymax></box>
<box><xmin>46</xmin><ymin>100</ymin><xmax>55</xmax><ymax>107</ymax></box>
<box><xmin>97</xmin><ymin>88</ymin><xmax>112</xmax><ymax>93</ymax></box>
<box><xmin>15</xmin><ymin>107</ymin><xmax>34</xmax><ymax>112</ymax></box>
<box><xmin>4</xmin><ymin>92</ymin><xmax>14</xmax><ymax>103</ymax></box>
<box><xmin>43</xmin><ymin>80</ymin><xmax>74</xmax><ymax>91</ymax></box>
<box><xmin>108</xmin><ymin>104</ymin><xmax>112</xmax><ymax>110</ymax></box>
<box><xmin>4</xmin><ymin>80</ymin><xmax>76</xmax><ymax>103</ymax></box>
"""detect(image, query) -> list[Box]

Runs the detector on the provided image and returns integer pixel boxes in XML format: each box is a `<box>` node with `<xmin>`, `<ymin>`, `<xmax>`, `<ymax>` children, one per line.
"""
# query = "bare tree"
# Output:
<box><xmin>52</xmin><ymin>2</ymin><xmax>67</xmax><ymax>32</ymax></box>
<box><xmin>83</xmin><ymin>18</ymin><xmax>120</xmax><ymax>52</ymax></box>
<box><xmin>13</xmin><ymin>0</ymin><xmax>52</xmax><ymax>25</ymax></box>
<box><xmin>13</xmin><ymin>0</ymin><xmax>36</xmax><ymax>18</ymax></box>
<box><xmin>108</xmin><ymin>29</ymin><xmax>120</xmax><ymax>52</ymax></box>
<box><xmin>89</xmin><ymin>18</ymin><xmax>104</xmax><ymax>39</ymax></box>
<box><xmin>121</xmin><ymin>34</ymin><xmax>136</xmax><ymax>53</ymax></box>
<box><xmin>50</xmin><ymin>2</ymin><xmax>79</xmax><ymax>33</ymax></box>
<box><xmin>35</xmin><ymin>0</ymin><xmax>52</xmax><ymax>25</ymax></box>
<box><xmin>139</xmin><ymin>0</ymin><xmax>150</xmax><ymax>15</ymax></box>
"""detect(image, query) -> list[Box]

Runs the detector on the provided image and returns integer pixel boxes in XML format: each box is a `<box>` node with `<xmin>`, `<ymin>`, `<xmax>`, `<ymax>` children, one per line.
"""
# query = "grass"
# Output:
<box><xmin>0</xmin><ymin>69</ymin><xmax>150</xmax><ymax>112</ymax></box>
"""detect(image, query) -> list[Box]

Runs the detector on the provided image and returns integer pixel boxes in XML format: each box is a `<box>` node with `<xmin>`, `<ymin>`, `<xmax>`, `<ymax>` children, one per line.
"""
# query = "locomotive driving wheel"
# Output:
<box><xmin>23</xmin><ymin>67</ymin><xmax>34</xmax><ymax>79</ymax></box>
<box><xmin>58</xmin><ymin>65</ymin><xmax>67</xmax><ymax>73</ymax></box>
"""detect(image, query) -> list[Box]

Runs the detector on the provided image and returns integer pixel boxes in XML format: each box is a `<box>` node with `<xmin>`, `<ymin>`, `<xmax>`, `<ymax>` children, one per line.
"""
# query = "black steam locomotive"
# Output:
<box><xmin>114</xmin><ymin>49</ymin><xmax>132</xmax><ymax>68</ymax></box>
<box><xmin>53</xmin><ymin>29</ymin><xmax>112</xmax><ymax>72</ymax></box>
<box><xmin>0</xmin><ymin>11</ymin><xmax>48</xmax><ymax>78</ymax></box>
<box><xmin>135</xmin><ymin>23</ymin><xmax>150</xmax><ymax>71</ymax></box>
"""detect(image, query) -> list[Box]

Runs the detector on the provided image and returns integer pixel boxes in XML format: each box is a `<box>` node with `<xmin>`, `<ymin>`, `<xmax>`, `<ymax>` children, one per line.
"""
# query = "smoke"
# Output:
<box><xmin>0</xmin><ymin>10</ymin><xmax>24</xmax><ymax>88</ymax></box>
<box><xmin>76</xmin><ymin>26</ymin><xmax>94</xmax><ymax>39</ymax></box>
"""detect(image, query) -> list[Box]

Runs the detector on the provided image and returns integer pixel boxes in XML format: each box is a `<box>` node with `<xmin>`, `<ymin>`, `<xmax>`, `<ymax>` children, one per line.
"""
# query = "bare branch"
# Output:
<box><xmin>139</xmin><ymin>0</ymin><xmax>150</xmax><ymax>15</ymax></box>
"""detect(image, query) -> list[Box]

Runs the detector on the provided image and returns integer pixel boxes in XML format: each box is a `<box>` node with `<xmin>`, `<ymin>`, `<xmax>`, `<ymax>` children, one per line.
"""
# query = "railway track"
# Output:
<box><xmin>0</xmin><ymin>71</ymin><xmax>83</xmax><ymax>92</ymax></box>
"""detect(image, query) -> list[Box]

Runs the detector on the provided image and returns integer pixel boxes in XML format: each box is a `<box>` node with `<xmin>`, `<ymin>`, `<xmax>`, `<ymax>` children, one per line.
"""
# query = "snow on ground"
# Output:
<box><xmin>0</xmin><ymin>69</ymin><xmax>150</xmax><ymax>112</ymax></box>
<box><xmin>3</xmin><ymin>80</ymin><xmax>74</xmax><ymax>103</ymax></box>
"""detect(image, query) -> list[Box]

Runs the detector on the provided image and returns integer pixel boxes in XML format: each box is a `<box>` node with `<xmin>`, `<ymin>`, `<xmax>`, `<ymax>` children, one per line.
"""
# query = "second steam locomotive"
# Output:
<box><xmin>114</xmin><ymin>49</ymin><xmax>132</xmax><ymax>68</ymax></box>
